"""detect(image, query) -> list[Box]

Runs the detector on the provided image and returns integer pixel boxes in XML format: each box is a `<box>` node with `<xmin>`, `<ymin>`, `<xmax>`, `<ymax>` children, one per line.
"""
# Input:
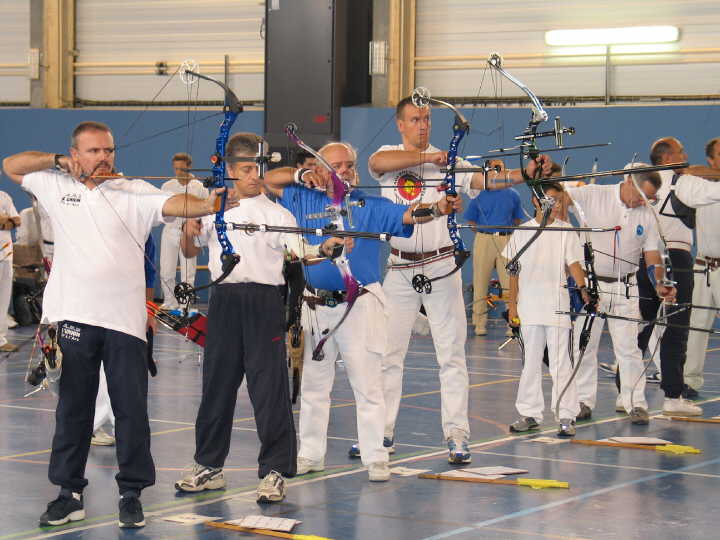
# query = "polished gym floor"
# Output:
<box><xmin>1</xmin><ymin>314</ymin><xmax>719</xmax><ymax>539</ymax></box>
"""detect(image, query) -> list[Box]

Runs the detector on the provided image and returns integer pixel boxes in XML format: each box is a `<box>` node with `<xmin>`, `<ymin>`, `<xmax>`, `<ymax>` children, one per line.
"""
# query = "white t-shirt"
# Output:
<box><xmin>0</xmin><ymin>191</ymin><xmax>19</xmax><ymax>259</ymax></box>
<box><xmin>161</xmin><ymin>178</ymin><xmax>208</xmax><ymax>230</ymax></box>
<box><xmin>369</xmin><ymin>143</ymin><xmax>478</xmax><ymax>252</ymax></box>
<box><xmin>196</xmin><ymin>193</ymin><xmax>296</xmax><ymax>285</ymax></box>
<box><xmin>16</xmin><ymin>203</ymin><xmax>53</xmax><ymax>246</ymax></box>
<box><xmin>502</xmin><ymin>218</ymin><xmax>582</xmax><ymax>328</ymax></box>
<box><xmin>656</xmin><ymin>169</ymin><xmax>693</xmax><ymax>248</ymax></box>
<box><xmin>22</xmin><ymin>170</ymin><xmax>173</xmax><ymax>341</ymax></box>
<box><xmin>696</xmin><ymin>204</ymin><xmax>720</xmax><ymax>257</ymax></box>
<box><xmin>567</xmin><ymin>184</ymin><xmax>660</xmax><ymax>276</ymax></box>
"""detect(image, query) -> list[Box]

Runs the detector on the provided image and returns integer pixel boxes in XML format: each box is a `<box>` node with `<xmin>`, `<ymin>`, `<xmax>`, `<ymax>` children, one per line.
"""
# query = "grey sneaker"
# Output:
<box><xmin>630</xmin><ymin>407</ymin><xmax>650</xmax><ymax>425</ymax></box>
<box><xmin>509</xmin><ymin>417</ymin><xmax>539</xmax><ymax>433</ymax></box>
<box><xmin>576</xmin><ymin>402</ymin><xmax>592</xmax><ymax>421</ymax></box>
<box><xmin>257</xmin><ymin>470</ymin><xmax>285</xmax><ymax>503</ymax></box>
<box><xmin>558</xmin><ymin>419</ymin><xmax>576</xmax><ymax>437</ymax></box>
<box><xmin>174</xmin><ymin>463</ymin><xmax>226</xmax><ymax>492</ymax></box>
<box><xmin>296</xmin><ymin>456</ymin><xmax>325</xmax><ymax>475</ymax></box>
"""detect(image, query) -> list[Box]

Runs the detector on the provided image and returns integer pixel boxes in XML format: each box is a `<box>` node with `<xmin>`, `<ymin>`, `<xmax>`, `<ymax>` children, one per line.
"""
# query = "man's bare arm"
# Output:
<box><xmin>369</xmin><ymin>150</ymin><xmax>447</xmax><ymax>177</ymax></box>
<box><xmin>180</xmin><ymin>219</ymin><xmax>202</xmax><ymax>258</ymax></box>
<box><xmin>2</xmin><ymin>151</ymin><xmax>62</xmax><ymax>184</ymax></box>
<box><xmin>162</xmin><ymin>189</ymin><xmax>238</xmax><ymax>218</ymax></box>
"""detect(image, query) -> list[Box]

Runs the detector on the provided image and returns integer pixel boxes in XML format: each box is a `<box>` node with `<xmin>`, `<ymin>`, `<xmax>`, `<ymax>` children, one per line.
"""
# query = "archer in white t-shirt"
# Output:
<box><xmin>503</xmin><ymin>182</ymin><xmax>588</xmax><ymax>437</ymax></box>
<box><xmin>2</xmin><ymin>120</ymin><xmax>234</xmax><ymax>529</ymax></box>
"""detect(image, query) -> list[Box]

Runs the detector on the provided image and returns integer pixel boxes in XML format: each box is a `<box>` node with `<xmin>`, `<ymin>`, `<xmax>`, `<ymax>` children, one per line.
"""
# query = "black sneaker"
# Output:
<box><xmin>119</xmin><ymin>493</ymin><xmax>145</xmax><ymax>528</ymax></box>
<box><xmin>39</xmin><ymin>490</ymin><xmax>85</xmax><ymax>527</ymax></box>
<box><xmin>682</xmin><ymin>384</ymin><xmax>699</xmax><ymax>400</ymax></box>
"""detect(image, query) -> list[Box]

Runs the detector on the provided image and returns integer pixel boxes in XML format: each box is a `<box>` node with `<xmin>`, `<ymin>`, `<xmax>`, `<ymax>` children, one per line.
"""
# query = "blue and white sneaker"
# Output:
<box><xmin>447</xmin><ymin>431</ymin><xmax>471</xmax><ymax>464</ymax></box>
<box><xmin>348</xmin><ymin>437</ymin><xmax>395</xmax><ymax>458</ymax></box>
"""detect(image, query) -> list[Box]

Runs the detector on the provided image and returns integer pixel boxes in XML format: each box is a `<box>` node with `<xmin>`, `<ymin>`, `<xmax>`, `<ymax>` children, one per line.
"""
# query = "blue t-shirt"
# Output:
<box><xmin>280</xmin><ymin>184</ymin><xmax>413</xmax><ymax>290</ymax></box>
<box><xmin>144</xmin><ymin>235</ymin><xmax>156</xmax><ymax>289</ymax></box>
<box><xmin>464</xmin><ymin>189</ymin><xmax>524</xmax><ymax>232</ymax></box>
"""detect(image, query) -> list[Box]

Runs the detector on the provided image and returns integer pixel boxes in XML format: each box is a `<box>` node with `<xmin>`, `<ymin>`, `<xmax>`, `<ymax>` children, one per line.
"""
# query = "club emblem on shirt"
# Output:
<box><xmin>60</xmin><ymin>193</ymin><xmax>81</xmax><ymax>206</ymax></box>
<box><xmin>636</xmin><ymin>224</ymin><xmax>644</xmax><ymax>236</ymax></box>
<box><xmin>394</xmin><ymin>170</ymin><xmax>424</xmax><ymax>202</ymax></box>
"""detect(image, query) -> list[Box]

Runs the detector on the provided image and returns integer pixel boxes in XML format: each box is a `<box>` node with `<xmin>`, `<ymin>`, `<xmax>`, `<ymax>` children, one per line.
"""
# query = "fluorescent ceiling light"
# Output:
<box><xmin>545</xmin><ymin>26</ymin><xmax>679</xmax><ymax>46</ymax></box>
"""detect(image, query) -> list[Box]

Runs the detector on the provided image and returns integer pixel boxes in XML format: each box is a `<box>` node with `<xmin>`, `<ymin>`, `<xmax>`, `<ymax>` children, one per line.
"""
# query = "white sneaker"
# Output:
<box><xmin>368</xmin><ymin>461</ymin><xmax>390</xmax><ymax>482</ymax></box>
<box><xmin>296</xmin><ymin>456</ymin><xmax>325</xmax><ymax>475</ymax></box>
<box><xmin>256</xmin><ymin>470</ymin><xmax>285</xmax><ymax>503</ymax></box>
<box><xmin>91</xmin><ymin>429</ymin><xmax>116</xmax><ymax>446</ymax></box>
<box><xmin>662</xmin><ymin>397</ymin><xmax>702</xmax><ymax>417</ymax></box>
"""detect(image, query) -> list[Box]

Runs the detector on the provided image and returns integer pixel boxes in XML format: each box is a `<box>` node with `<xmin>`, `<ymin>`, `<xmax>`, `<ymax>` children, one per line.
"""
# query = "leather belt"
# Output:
<box><xmin>304</xmin><ymin>288</ymin><xmax>369</xmax><ymax>309</ymax></box>
<box><xmin>390</xmin><ymin>245</ymin><xmax>454</xmax><ymax>262</ymax></box>
<box><xmin>696</xmin><ymin>257</ymin><xmax>720</xmax><ymax>270</ymax></box>
<box><xmin>478</xmin><ymin>230</ymin><xmax>512</xmax><ymax>236</ymax></box>
<box><xmin>596</xmin><ymin>272</ymin><xmax>634</xmax><ymax>284</ymax></box>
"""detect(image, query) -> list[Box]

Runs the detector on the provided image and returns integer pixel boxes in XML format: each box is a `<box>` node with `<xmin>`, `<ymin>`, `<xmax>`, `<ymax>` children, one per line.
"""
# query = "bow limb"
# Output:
<box><xmin>172</xmin><ymin>69</ymin><xmax>243</xmax><ymax>307</ymax></box>
<box><xmin>283</xmin><ymin>123</ymin><xmax>361</xmax><ymax>361</ymax></box>
<box><xmin>407</xmin><ymin>87</ymin><xmax>471</xmax><ymax>294</ymax></box>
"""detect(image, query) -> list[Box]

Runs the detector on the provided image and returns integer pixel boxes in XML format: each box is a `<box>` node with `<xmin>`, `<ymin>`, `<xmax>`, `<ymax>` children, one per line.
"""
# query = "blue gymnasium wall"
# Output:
<box><xmin>1</xmin><ymin>104</ymin><xmax>719</xmax><ymax>297</ymax></box>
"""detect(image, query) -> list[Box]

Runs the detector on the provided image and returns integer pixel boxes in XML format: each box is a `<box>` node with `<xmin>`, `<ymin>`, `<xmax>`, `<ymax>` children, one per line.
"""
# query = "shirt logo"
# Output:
<box><xmin>61</xmin><ymin>193</ymin><xmax>81</xmax><ymax>206</ymax></box>
<box><xmin>393</xmin><ymin>170</ymin><xmax>425</xmax><ymax>203</ymax></box>
<box><xmin>636</xmin><ymin>224</ymin><xmax>644</xmax><ymax>236</ymax></box>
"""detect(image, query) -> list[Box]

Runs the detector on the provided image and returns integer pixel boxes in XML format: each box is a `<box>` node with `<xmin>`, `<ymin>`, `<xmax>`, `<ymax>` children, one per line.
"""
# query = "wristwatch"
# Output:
<box><xmin>54</xmin><ymin>154</ymin><xmax>65</xmax><ymax>171</ymax></box>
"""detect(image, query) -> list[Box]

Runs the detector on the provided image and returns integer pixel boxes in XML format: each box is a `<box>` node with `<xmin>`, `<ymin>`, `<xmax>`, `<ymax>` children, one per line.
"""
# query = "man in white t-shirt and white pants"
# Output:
<box><xmin>685</xmin><ymin>137</ymin><xmax>720</xmax><ymax>395</ymax></box>
<box><xmin>565</xmin><ymin>169</ymin><xmax>673</xmax><ymax>423</ymax></box>
<box><xmin>368</xmin><ymin>96</ymin><xmax>552</xmax><ymax>463</ymax></box>
<box><xmin>2</xmin><ymin>121</ymin><xmax>229</xmax><ymax>529</ymax></box>
<box><xmin>0</xmin><ymin>190</ymin><xmax>20</xmax><ymax>352</ymax></box>
<box><xmin>159</xmin><ymin>153</ymin><xmax>208</xmax><ymax>309</ymax></box>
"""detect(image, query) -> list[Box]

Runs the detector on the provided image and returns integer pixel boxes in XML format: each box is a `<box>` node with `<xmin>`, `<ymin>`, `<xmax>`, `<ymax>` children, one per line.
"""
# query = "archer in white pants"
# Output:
<box><xmin>298</xmin><ymin>285</ymin><xmax>388</xmax><ymax>467</ymax></box>
<box><xmin>573</xmin><ymin>281</ymin><xmax>648</xmax><ymax>412</ymax></box>
<box><xmin>382</xmin><ymin>255</ymin><xmax>470</xmax><ymax>440</ymax></box>
<box><xmin>517</xmin><ymin>325</ymin><xmax>578</xmax><ymax>421</ymax></box>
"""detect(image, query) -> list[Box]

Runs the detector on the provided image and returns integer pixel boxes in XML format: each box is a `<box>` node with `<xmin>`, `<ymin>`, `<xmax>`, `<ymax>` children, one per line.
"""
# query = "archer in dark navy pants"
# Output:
<box><xmin>637</xmin><ymin>250</ymin><xmax>694</xmax><ymax>398</ymax></box>
<box><xmin>50</xmin><ymin>321</ymin><xmax>155</xmax><ymax>495</ymax></box>
<box><xmin>194</xmin><ymin>283</ymin><xmax>297</xmax><ymax>478</ymax></box>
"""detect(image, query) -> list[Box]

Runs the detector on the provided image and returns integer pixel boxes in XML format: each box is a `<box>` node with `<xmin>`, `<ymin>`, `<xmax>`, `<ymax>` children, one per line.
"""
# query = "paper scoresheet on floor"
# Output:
<box><xmin>226</xmin><ymin>516</ymin><xmax>301</xmax><ymax>532</ymax></box>
<box><xmin>162</xmin><ymin>513</ymin><xmax>221</xmax><ymax>525</ymax></box>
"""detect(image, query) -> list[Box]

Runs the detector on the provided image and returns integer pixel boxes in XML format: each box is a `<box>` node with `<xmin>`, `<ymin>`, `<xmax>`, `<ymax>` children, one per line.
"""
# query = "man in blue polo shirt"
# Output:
<box><xmin>465</xmin><ymin>185</ymin><xmax>524</xmax><ymax>336</ymax></box>
<box><xmin>264</xmin><ymin>141</ymin><xmax>459</xmax><ymax>482</ymax></box>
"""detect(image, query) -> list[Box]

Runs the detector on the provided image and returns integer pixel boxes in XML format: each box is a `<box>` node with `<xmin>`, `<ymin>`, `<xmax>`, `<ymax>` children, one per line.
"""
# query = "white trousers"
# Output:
<box><xmin>297</xmin><ymin>285</ymin><xmax>388</xmax><ymax>466</ymax></box>
<box><xmin>0</xmin><ymin>259</ymin><xmax>12</xmax><ymax>346</ymax></box>
<box><xmin>517</xmin><ymin>325</ymin><xmax>578</xmax><ymax>421</ymax></box>
<box><xmin>93</xmin><ymin>365</ymin><xmax>115</xmax><ymax>432</ymax></box>
<box><xmin>160</xmin><ymin>226</ymin><xmax>197</xmax><ymax>306</ymax></box>
<box><xmin>686</xmin><ymin>262</ymin><xmax>720</xmax><ymax>389</ymax></box>
<box><xmin>382</xmin><ymin>255</ymin><xmax>470</xmax><ymax>439</ymax></box>
<box><xmin>471</xmin><ymin>233</ymin><xmax>510</xmax><ymax>330</ymax></box>
<box><xmin>574</xmin><ymin>282</ymin><xmax>648</xmax><ymax>411</ymax></box>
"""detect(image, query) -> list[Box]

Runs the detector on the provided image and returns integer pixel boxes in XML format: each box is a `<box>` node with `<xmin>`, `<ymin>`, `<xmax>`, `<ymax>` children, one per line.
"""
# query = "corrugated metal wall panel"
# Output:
<box><xmin>0</xmin><ymin>0</ymin><xmax>30</xmax><ymax>103</ymax></box>
<box><xmin>415</xmin><ymin>0</ymin><xmax>720</xmax><ymax>99</ymax></box>
<box><xmin>75</xmin><ymin>0</ymin><xmax>265</xmax><ymax>102</ymax></box>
